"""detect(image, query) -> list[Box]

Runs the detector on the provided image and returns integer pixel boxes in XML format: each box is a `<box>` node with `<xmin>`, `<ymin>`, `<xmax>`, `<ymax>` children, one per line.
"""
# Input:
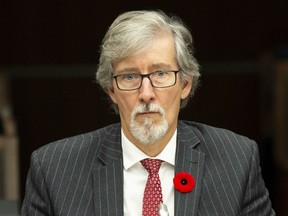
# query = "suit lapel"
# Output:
<box><xmin>175</xmin><ymin>121</ymin><xmax>205</xmax><ymax>216</ymax></box>
<box><xmin>92</xmin><ymin>125</ymin><xmax>124</xmax><ymax>216</ymax></box>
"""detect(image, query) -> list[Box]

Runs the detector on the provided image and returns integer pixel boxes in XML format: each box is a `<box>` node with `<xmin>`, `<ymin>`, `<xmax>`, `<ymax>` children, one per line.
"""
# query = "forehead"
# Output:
<box><xmin>113</xmin><ymin>36</ymin><xmax>177</xmax><ymax>72</ymax></box>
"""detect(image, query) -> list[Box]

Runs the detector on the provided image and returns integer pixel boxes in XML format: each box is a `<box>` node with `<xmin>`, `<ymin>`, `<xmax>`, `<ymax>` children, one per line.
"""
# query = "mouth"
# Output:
<box><xmin>140</xmin><ymin>111</ymin><xmax>158</xmax><ymax>114</ymax></box>
<box><xmin>135</xmin><ymin>112</ymin><xmax>162</xmax><ymax>124</ymax></box>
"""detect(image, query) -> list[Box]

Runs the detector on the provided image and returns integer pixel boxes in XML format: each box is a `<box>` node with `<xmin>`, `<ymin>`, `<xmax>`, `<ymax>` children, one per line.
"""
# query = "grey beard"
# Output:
<box><xmin>130</xmin><ymin>103</ymin><xmax>168</xmax><ymax>144</ymax></box>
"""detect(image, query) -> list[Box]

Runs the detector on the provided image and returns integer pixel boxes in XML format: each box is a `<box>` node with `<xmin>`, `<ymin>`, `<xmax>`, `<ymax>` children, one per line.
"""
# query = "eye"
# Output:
<box><xmin>156</xmin><ymin>71</ymin><xmax>166</xmax><ymax>77</ymax></box>
<box><xmin>123</xmin><ymin>74</ymin><xmax>135</xmax><ymax>80</ymax></box>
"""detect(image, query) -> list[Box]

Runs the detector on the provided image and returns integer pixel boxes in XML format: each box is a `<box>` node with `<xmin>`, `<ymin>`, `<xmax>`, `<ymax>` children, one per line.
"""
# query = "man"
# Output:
<box><xmin>21</xmin><ymin>10</ymin><xmax>275</xmax><ymax>215</ymax></box>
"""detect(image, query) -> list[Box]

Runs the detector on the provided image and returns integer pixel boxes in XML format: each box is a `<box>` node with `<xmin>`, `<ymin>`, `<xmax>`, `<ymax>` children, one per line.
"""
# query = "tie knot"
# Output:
<box><xmin>141</xmin><ymin>158</ymin><xmax>163</xmax><ymax>174</ymax></box>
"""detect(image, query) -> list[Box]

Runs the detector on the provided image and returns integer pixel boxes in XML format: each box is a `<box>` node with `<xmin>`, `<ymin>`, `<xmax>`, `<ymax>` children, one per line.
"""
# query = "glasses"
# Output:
<box><xmin>113</xmin><ymin>70</ymin><xmax>179</xmax><ymax>91</ymax></box>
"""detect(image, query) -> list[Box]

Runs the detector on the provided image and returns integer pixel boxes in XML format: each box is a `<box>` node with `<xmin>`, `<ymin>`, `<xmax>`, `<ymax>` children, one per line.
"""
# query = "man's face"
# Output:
<box><xmin>108</xmin><ymin>36</ymin><xmax>192</xmax><ymax>146</ymax></box>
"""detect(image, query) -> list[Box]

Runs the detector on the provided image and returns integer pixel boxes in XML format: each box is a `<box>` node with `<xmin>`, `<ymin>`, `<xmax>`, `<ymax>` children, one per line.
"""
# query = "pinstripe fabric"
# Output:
<box><xmin>21</xmin><ymin>121</ymin><xmax>275</xmax><ymax>215</ymax></box>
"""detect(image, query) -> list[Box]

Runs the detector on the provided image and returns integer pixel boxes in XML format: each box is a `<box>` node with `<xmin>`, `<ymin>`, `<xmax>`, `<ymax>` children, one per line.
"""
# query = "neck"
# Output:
<box><xmin>137</xmin><ymin>140</ymin><xmax>168</xmax><ymax>157</ymax></box>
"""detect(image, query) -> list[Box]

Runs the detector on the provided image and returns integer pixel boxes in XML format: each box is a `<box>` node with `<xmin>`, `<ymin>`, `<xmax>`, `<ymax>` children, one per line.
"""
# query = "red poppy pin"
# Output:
<box><xmin>173</xmin><ymin>172</ymin><xmax>195</xmax><ymax>193</ymax></box>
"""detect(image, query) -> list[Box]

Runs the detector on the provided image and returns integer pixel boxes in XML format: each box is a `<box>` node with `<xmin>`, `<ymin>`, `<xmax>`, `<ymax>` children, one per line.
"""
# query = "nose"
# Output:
<box><xmin>138</xmin><ymin>77</ymin><xmax>156</xmax><ymax>103</ymax></box>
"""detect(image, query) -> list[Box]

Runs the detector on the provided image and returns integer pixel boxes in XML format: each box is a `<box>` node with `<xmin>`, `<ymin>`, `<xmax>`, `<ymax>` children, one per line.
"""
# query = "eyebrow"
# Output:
<box><xmin>117</xmin><ymin>63</ymin><xmax>172</xmax><ymax>74</ymax></box>
<box><xmin>149</xmin><ymin>63</ymin><xmax>172</xmax><ymax>70</ymax></box>
<box><xmin>117</xmin><ymin>67</ymin><xmax>138</xmax><ymax>74</ymax></box>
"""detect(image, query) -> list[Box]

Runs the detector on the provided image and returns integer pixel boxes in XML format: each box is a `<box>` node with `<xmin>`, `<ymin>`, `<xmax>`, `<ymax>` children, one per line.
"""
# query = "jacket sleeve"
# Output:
<box><xmin>21</xmin><ymin>150</ymin><xmax>54</xmax><ymax>216</ymax></box>
<box><xmin>239</xmin><ymin>142</ymin><xmax>275</xmax><ymax>215</ymax></box>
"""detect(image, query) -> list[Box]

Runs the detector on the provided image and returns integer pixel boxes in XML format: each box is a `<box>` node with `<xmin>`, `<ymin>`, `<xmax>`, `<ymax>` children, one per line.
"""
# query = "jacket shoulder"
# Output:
<box><xmin>32</xmin><ymin>123</ymin><xmax>121</xmax><ymax>165</ymax></box>
<box><xmin>179</xmin><ymin>120</ymin><xmax>257</xmax><ymax>154</ymax></box>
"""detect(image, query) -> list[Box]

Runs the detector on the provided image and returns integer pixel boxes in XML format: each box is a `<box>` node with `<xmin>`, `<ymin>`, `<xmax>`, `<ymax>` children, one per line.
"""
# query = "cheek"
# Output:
<box><xmin>117</xmin><ymin>98</ymin><xmax>133</xmax><ymax>125</ymax></box>
<box><xmin>160</xmin><ymin>91</ymin><xmax>182</xmax><ymax>112</ymax></box>
<box><xmin>115</xmin><ymin>94</ymin><xmax>137</xmax><ymax>114</ymax></box>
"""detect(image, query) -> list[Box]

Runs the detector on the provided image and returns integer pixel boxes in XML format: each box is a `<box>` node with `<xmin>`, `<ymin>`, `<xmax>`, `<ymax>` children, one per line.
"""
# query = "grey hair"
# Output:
<box><xmin>96</xmin><ymin>10</ymin><xmax>200</xmax><ymax>111</ymax></box>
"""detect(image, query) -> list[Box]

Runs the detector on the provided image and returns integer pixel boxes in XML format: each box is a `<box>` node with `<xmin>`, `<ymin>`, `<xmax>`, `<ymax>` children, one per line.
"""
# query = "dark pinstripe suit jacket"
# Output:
<box><xmin>21</xmin><ymin>121</ymin><xmax>275</xmax><ymax>216</ymax></box>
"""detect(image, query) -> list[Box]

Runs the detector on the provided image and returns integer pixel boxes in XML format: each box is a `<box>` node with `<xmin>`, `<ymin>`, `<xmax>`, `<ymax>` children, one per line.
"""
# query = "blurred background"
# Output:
<box><xmin>0</xmin><ymin>0</ymin><xmax>288</xmax><ymax>215</ymax></box>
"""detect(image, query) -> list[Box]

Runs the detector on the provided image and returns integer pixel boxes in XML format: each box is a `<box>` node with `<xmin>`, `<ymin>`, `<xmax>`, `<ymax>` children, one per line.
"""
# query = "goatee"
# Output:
<box><xmin>130</xmin><ymin>103</ymin><xmax>168</xmax><ymax>144</ymax></box>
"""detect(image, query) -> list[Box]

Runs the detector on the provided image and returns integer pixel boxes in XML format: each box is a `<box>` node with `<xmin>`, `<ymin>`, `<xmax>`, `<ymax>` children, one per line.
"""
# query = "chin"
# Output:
<box><xmin>130</xmin><ymin>117</ymin><xmax>168</xmax><ymax>144</ymax></box>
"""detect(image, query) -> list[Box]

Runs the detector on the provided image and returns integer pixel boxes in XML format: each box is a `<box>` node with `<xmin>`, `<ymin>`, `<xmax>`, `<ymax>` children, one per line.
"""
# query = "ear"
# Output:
<box><xmin>108</xmin><ymin>87</ymin><xmax>117</xmax><ymax>104</ymax></box>
<box><xmin>181</xmin><ymin>78</ymin><xmax>192</xmax><ymax>100</ymax></box>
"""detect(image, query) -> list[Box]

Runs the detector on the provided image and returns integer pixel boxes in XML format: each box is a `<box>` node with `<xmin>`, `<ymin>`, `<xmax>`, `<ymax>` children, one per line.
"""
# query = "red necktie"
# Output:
<box><xmin>141</xmin><ymin>158</ymin><xmax>163</xmax><ymax>216</ymax></box>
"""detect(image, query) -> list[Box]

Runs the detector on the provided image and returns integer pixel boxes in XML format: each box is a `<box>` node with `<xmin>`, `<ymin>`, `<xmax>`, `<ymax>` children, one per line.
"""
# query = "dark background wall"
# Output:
<box><xmin>1</xmin><ymin>0</ymin><xmax>288</xmax><ymax>214</ymax></box>
<box><xmin>1</xmin><ymin>0</ymin><xmax>288</xmax><ymax>65</ymax></box>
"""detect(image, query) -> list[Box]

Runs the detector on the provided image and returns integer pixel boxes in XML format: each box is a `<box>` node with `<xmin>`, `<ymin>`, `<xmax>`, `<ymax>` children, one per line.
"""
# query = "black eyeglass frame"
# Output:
<box><xmin>112</xmin><ymin>70</ymin><xmax>180</xmax><ymax>91</ymax></box>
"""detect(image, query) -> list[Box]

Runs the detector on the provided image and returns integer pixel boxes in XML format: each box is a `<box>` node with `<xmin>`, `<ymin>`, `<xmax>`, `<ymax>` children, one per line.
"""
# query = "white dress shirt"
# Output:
<box><xmin>122</xmin><ymin>129</ymin><xmax>176</xmax><ymax>216</ymax></box>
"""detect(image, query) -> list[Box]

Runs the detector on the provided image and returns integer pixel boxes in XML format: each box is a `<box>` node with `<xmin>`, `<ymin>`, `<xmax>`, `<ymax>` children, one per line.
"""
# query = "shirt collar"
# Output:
<box><xmin>122</xmin><ymin>129</ymin><xmax>177</xmax><ymax>171</ymax></box>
